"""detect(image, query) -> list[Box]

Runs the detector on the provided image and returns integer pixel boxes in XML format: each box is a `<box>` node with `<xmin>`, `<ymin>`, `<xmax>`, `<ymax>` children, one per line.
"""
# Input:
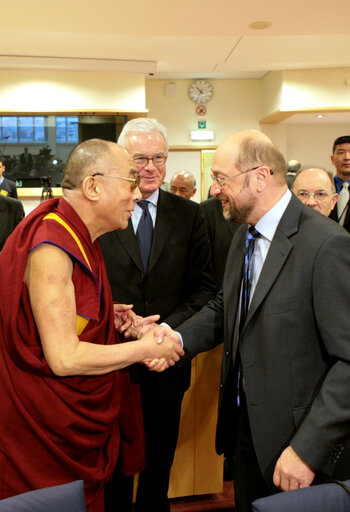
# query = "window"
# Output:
<box><xmin>56</xmin><ymin>116</ymin><xmax>79</xmax><ymax>143</ymax></box>
<box><xmin>0</xmin><ymin>116</ymin><xmax>48</xmax><ymax>143</ymax></box>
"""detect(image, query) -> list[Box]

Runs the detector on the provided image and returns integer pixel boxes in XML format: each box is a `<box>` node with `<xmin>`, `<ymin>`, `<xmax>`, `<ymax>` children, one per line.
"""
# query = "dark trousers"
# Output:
<box><xmin>105</xmin><ymin>373</ymin><xmax>184</xmax><ymax>512</ymax></box>
<box><xmin>233</xmin><ymin>395</ymin><xmax>271</xmax><ymax>512</ymax></box>
<box><xmin>135</xmin><ymin>373</ymin><xmax>184</xmax><ymax>512</ymax></box>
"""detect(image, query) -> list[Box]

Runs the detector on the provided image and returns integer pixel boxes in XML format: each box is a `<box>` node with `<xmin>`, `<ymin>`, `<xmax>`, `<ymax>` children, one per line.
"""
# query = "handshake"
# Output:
<box><xmin>113</xmin><ymin>303</ymin><xmax>184</xmax><ymax>372</ymax></box>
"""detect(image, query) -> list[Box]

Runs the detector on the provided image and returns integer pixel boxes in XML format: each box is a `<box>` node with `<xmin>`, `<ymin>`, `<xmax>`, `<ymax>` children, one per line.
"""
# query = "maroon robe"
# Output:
<box><xmin>0</xmin><ymin>198</ymin><xmax>145</xmax><ymax>511</ymax></box>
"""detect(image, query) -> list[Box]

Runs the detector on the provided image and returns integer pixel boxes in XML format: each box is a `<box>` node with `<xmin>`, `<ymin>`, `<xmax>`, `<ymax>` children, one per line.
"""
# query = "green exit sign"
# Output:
<box><xmin>198</xmin><ymin>121</ymin><xmax>206</xmax><ymax>129</ymax></box>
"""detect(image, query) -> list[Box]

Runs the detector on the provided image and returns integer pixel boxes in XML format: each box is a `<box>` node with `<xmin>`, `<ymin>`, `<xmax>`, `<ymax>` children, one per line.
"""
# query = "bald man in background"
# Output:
<box><xmin>292</xmin><ymin>167</ymin><xmax>338</xmax><ymax>217</ymax></box>
<box><xmin>170</xmin><ymin>170</ymin><xmax>197</xmax><ymax>199</ymax></box>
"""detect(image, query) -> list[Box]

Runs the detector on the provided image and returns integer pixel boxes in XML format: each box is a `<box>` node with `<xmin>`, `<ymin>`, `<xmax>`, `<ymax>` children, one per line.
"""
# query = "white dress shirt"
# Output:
<box><xmin>249</xmin><ymin>188</ymin><xmax>292</xmax><ymax>303</ymax></box>
<box><xmin>131</xmin><ymin>189</ymin><xmax>159</xmax><ymax>233</ymax></box>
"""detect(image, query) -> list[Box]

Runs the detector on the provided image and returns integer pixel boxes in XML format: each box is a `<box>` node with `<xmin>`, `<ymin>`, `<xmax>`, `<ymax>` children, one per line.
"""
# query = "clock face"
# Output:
<box><xmin>189</xmin><ymin>80</ymin><xmax>213</xmax><ymax>105</ymax></box>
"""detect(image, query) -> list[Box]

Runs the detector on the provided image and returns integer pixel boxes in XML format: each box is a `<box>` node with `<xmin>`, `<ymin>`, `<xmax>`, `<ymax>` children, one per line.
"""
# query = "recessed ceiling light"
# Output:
<box><xmin>248</xmin><ymin>21</ymin><xmax>272</xmax><ymax>30</ymax></box>
<box><xmin>317</xmin><ymin>114</ymin><xmax>325</xmax><ymax>119</ymax></box>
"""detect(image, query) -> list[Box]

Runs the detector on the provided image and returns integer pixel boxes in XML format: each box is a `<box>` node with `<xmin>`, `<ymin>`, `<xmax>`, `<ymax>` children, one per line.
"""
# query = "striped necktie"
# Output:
<box><xmin>237</xmin><ymin>226</ymin><xmax>260</xmax><ymax>406</ymax></box>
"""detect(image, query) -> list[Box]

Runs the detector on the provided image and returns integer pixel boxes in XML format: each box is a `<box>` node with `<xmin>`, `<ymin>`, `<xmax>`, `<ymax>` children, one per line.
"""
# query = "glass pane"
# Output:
<box><xmin>66</xmin><ymin>116</ymin><xmax>79</xmax><ymax>143</ymax></box>
<box><xmin>19</xmin><ymin>116</ymin><xmax>34</xmax><ymax>142</ymax></box>
<box><xmin>2</xmin><ymin>116</ymin><xmax>18</xmax><ymax>142</ymax></box>
<box><xmin>34</xmin><ymin>116</ymin><xmax>46</xmax><ymax>142</ymax></box>
<box><xmin>56</xmin><ymin>116</ymin><xmax>67</xmax><ymax>142</ymax></box>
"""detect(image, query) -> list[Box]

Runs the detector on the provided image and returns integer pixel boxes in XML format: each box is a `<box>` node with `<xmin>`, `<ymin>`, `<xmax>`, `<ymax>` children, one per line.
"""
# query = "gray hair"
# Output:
<box><xmin>118</xmin><ymin>117</ymin><xmax>168</xmax><ymax>151</ymax></box>
<box><xmin>236</xmin><ymin>137</ymin><xmax>287</xmax><ymax>182</ymax></box>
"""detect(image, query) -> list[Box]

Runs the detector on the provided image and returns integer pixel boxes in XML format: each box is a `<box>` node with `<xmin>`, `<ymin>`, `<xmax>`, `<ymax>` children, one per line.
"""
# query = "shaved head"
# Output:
<box><xmin>170</xmin><ymin>171</ymin><xmax>196</xmax><ymax>199</ymax></box>
<box><xmin>61</xmin><ymin>139</ymin><xmax>124</xmax><ymax>190</ymax></box>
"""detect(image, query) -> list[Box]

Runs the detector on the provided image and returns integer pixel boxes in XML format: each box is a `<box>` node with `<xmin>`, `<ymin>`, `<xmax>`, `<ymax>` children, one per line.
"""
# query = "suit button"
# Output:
<box><xmin>145</xmin><ymin>300</ymin><xmax>151</xmax><ymax>307</ymax></box>
<box><xmin>225</xmin><ymin>351</ymin><xmax>229</xmax><ymax>356</ymax></box>
<box><xmin>220</xmin><ymin>384</ymin><xmax>223</xmax><ymax>389</ymax></box>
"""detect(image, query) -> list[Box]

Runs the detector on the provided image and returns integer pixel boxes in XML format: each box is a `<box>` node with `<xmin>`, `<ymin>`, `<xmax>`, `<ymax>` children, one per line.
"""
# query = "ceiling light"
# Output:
<box><xmin>317</xmin><ymin>114</ymin><xmax>325</xmax><ymax>119</ymax></box>
<box><xmin>248</xmin><ymin>21</ymin><xmax>272</xmax><ymax>30</ymax></box>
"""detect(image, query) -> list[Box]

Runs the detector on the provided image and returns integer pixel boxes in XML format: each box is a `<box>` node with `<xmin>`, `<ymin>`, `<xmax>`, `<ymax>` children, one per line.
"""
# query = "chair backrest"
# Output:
<box><xmin>252</xmin><ymin>480</ymin><xmax>350</xmax><ymax>512</ymax></box>
<box><xmin>0</xmin><ymin>480</ymin><xmax>86</xmax><ymax>512</ymax></box>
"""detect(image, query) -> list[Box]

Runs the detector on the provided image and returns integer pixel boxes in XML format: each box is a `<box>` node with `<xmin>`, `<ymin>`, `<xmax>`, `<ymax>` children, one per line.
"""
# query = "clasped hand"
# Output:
<box><xmin>113</xmin><ymin>303</ymin><xmax>160</xmax><ymax>338</ymax></box>
<box><xmin>140</xmin><ymin>325</ymin><xmax>184</xmax><ymax>372</ymax></box>
<box><xmin>113</xmin><ymin>305</ymin><xmax>184</xmax><ymax>372</ymax></box>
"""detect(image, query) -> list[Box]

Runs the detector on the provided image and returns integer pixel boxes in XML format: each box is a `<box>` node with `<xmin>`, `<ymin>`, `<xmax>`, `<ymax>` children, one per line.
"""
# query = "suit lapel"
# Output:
<box><xmin>224</xmin><ymin>225</ymin><xmax>246</xmax><ymax>351</ymax></box>
<box><xmin>242</xmin><ymin>195</ymin><xmax>301</xmax><ymax>333</ymax></box>
<box><xmin>114</xmin><ymin>221</ymin><xmax>144</xmax><ymax>272</ymax></box>
<box><xmin>148</xmin><ymin>190</ymin><xmax>176</xmax><ymax>273</ymax></box>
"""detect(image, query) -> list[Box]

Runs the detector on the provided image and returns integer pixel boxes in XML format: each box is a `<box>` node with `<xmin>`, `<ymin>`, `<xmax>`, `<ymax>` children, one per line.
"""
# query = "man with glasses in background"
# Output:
<box><xmin>292</xmin><ymin>167</ymin><xmax>338</xmax><ymax>217</ymax></box>
<box><xmin>99</xmin><ymin>118</ymin><xmax>215</xmax><ymax>512</ymax></box>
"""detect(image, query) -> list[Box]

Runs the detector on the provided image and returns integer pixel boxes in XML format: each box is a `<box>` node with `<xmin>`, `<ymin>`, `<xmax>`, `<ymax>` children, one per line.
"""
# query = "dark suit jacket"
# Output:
<box><xmin>199</xmin><ymin>197</ymin><xmax>239</xmax><ymax>289</ymax></box>
<box><xmin>99</xmin><ymin>189</ymin><xmax>216</xmax><ymax>399</ymax></box>
<box><xmin>329</xmin><ymin>179</ymin><xmax>350</xmax><ymax>232</ymax></box>
<box><xmin>0</xmin><ymin>196</ymin><xmax>25</xmax><ymax>251</ymax></box>
<box><xmin>0</xmin><ymin>178</ymin><xmax>18</xmax><ymax>199</ymax></box>
<box><xmin>178</xmin><ymin>194</ymin><xmax>350</xmax><ymax>487</ymax></box>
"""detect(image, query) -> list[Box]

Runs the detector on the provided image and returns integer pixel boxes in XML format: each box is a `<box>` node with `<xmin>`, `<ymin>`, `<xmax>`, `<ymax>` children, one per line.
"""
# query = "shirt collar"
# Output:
<box><xmin>139</xmin><ymin>188</ymin><xmax>159</xmax><ymax>208</ymax></box>
<box><xmin>254</xmin><ymin>188</ymin><xmax>292</xmax><ymax>242</ymax></box>
<box><xmin>334</xmin><ymin>175</ymin><xmax>350</xmax><ymax>192</ymax></box>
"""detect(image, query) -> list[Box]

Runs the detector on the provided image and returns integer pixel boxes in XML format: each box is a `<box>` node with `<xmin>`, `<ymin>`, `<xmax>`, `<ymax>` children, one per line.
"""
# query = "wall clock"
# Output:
<box><xmin>189</xmin><ymin>80</ymin><xmax>213</xmax><ymax>105</ymax></box>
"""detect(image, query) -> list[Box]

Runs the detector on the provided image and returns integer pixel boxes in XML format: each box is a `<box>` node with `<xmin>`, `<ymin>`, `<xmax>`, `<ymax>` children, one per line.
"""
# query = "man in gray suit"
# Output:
<box><xmin>155</xmin><ymin>130</ymin><xmax>350</xmax><ymax>511</ymax></box>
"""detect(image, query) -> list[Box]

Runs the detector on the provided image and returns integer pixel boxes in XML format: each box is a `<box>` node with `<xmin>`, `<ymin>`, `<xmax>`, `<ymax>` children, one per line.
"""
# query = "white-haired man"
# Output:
<box><xmin>100</xmin><ymin>118</ymin><xmax>215</xmax><ymax>512</ymax></box>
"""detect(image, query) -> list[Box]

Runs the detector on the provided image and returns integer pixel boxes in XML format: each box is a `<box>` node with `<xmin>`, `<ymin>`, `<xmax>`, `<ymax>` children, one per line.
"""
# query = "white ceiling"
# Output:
<box><xmin>1</xmin><ymin>0</ymin><xmax>350</xmax><ymax>123</ymax></box>
<box><xmin>1</xmin><ymin>0</ymin><xmax>350</xmax><ymax>78</ymax></box>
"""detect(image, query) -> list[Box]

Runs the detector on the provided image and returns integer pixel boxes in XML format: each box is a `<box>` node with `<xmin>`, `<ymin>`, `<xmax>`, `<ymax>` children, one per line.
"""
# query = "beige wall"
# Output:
<box><xmin>262</xmin><ymin>123</ymin><xmax>350</xmax><ymax>173</ymax></box>
<box><xmin>145</xmin><ymin>78</ymin><xmax>263</xmax><ymax>146</ymax></box>
<box><xmin>0</xmin><ymin>70</ymin><xmax>146</xmax><ymax>112</ymax></box>
<box><xmin>1</xmin><ymin>69</ymin><xmax>350</xmax><ymax>194</ymax></box>
<box><xmin>146</xmin><ymin>76</ymin><xmax>350</xmax><ymax>178</ymax></box>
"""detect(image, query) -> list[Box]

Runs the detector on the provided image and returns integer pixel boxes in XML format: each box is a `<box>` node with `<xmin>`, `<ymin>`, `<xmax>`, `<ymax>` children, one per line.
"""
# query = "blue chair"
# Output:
<box><xmin>0</xmin><ymin>480</ymin><xmax>86</xmax><ymax>512</ymax></box>
<box><xmin>252</xmin><ymin>480</ymin><xmax>350</xmax><ymax>512</ymax></box>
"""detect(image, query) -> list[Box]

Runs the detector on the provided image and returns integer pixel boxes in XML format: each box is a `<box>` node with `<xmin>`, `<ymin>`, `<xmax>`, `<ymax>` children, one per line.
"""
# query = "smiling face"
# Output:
<box><xmin>95</xmin><ymin>145</ymin><xmax>142</xmax><ymax>232</ymax></box>
<box><xmin>124</xmin><ymin>131</ymin><xmax>167</xmax><ymax>199</ymax></box>
<box><xmin>210</xmin><ymin>142</ymin><xmax>258</xmax><ymax>224</ymax></box>
<box><xmin>0</xmin><ymin>161</ymin><xmax>5</xmax><ymax>178</ymax></box>
<box><xmin>331</xmin><ymin>142</ymin><xmax>350</xmax><ymax>181</ymax></box>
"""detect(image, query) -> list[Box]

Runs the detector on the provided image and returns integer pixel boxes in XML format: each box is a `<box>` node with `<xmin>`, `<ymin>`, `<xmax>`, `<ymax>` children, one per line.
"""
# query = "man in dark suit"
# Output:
<box><xmin>329</xmin><ymin>135</ymin><xmax>350</xmax><ymax>230</ymax></box>
<box><xmin>0</xmin><ymin>195</ymin><xmax>24</xmax><ymax>250</ymax></box>
<box><xmin>0</xmin><ymin>159</ymin><xmax>18</xmax><ymax>199</ymax></box>
<box><xmin>200</xmin><ymin>196</ymin><xmax>239</xmax><ymax>290</ymax></box>
<box><xmin>156</xmin><ymin>130</ymin><xmax>350</xmax><ymax>511</ymax></box>
<box><xmin>99</xmin><ymin>118</ymin><xmax>215</xmax><ymax>512</ymax></box>
<box><xmin>20</xmin><ymin>147</ymin><xmax>33</xmax><ymax>174</ymax></box>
